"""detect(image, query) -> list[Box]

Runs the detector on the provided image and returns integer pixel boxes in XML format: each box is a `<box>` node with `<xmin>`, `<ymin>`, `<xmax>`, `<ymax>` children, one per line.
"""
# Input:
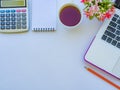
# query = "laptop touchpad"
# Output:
<box><xmin>112</xmin><ymin>56</ymin><xmax>120</xmax><ymax>77</ymax></box>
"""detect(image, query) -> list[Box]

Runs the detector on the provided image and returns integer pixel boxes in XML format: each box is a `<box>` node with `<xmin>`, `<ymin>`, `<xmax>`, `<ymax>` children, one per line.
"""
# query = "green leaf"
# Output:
<box><xmin>89</xmin><ymin>16</ymin><xmax>94</xmax><ymax>20</ymax></box>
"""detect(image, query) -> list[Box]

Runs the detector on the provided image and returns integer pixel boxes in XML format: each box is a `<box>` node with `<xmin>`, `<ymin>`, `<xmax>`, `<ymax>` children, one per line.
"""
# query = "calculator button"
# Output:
<box><xmin>22</xmin><ymin>25</ymin><xmax>27</xmax><ymax>29</ymax></box>
<box><xmin>0</xmin><ymin>18</ymin><xmax>5</xmax><ymax>21</ymax></box>
<box><xmin>11</xmin><ymin>22</ymin><xmax>16</xmax><ymax>25</ymax></box>
<box><xmin>11</xmin><ymin>13</ymin><xmax>16</xmax><ymax>17</ymax></box>
<box><xmin>6</xmin><ymin>26</ymin><xmax>10</xmax><ymax>29</ymax></box>
<box><xmin>22</xmin><ymin>17</ymin><xmax>26</xmax><ymax>21</ymax></box>
<box><xmin>1</xmin><ymin>22</ymin><xmax>5</xmax><ymax>25</ymax></box>
<box><xmin>22</xmin><ymin>13</ymin><xmax>26</xmax><ymax>17</ymax></box>
<box><xmin>17</xmin><ymin>25</ymin><xmax>21</xmax><ymax>29</ymax></box>
<box><xmin>11</xmin><ymin>10</ymin><xmax>16</xmax><ymax>13</ymax></box>
<box><xmin>21</xmin><ymin>9</ymin><xmax>26</xmax><ymax>12</ymax></box>
<box><xmin>6</xmin><ymin>14</ymin><xmax>10</xmax><ymax>17</ymax></box>
<box><xmin>17</xmin><ymin>23</ymin><xmax>21</xmax><ymax>26</ymax></box>
<box><xmin>0</xmin><ymin>10</ymin><xmax>5</xmax><ymax>13</ymax></box>
<box><xmin>17</xmin><ymin>22</ymin><xmax>21</xmax><ymax>25</ymax></box>
<box><xmin>11</xmin><ymin>26</ymin><xmax>16</xmax><ymax>29</ymax></box>
<box><xmin>17</xmin><ymin>13</ymin><xmax>21</xmax><ymax>17</ymax></box>
<box><xmin>17</xmin><ymin>18</ymin><xmax>21</xmax><ymax>21</ymax></box>
<box><xmin>16</xmin><ymin>10</ymin><xmax>21</xmax><ymax>12</ymax></box>
<box><xmin>6</xmin><ymin>22</ymin><xmax>10</xmax><ymax>25</ymax></box>
<box><xmin>6</xmin><ymin>18</ymin><xmax>10</xmax><ymax>21</ymax></box>
<box><xmin>22</xmin><ymin>21</ymin><xmax>26</xmax><ymax>25</ymax></box>
<box><xmin>1</xmin><ymin>26</ymin><xmax>5</xmax><ymax>29</ymax></box>
<box><xmin>6</xmin><ymin>10</ymin><xmax>10</xmax><ymax>13</ymax></box>
<box><xmin>11</xmin><ymin>18</ymin><xmax>16</xmax><ymax>21</ymax></box>
<box><xmin>0</xmin><ymin>14</ymin><xmax>5</xmax><ymax>17</ymax></box>
<box><xmin>17</xmin><ymin>27</ymin><xmax>21</xmax><ymax>29</ymax></box>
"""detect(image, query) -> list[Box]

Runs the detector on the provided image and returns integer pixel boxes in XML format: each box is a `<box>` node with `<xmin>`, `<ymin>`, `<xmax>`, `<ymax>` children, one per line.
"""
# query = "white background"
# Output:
<box><xmin>0</xmin><ymin>0</ymin><xmax>119</xmax><ymax>90</ymax></box>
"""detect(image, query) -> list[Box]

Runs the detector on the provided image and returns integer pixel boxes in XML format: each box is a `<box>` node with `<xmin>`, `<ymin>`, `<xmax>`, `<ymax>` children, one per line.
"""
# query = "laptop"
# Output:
<box><xmin>85</xmin><ymin>0</ymin><xmax>120</xmax><ymax>79</ymax></box>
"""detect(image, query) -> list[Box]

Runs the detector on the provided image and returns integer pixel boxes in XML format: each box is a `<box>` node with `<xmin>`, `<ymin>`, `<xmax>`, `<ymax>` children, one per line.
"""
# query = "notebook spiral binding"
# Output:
<box><xmin>33</xmin><ymin>28</ymin><xmax>55</xmax><ymax>32</ymax></box>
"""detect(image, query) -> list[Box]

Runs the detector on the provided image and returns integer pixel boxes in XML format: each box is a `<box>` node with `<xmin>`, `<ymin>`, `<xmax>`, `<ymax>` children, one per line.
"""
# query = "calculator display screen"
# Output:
<box><xmin>0</xmin><ymin>0</ymin><xmax>26</xmax><ymax>8</ymax></box>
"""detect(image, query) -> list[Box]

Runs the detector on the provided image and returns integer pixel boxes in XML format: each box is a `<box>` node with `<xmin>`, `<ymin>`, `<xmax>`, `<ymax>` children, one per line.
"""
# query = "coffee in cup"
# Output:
<box><xmin>59</xmin><ymin>3</ymin><xmax>83</xmax><ymax>29</ymax></box>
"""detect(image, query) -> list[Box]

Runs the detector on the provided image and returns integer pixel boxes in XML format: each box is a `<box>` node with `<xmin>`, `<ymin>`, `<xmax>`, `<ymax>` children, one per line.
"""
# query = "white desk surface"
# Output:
<box><xmin>0</xmin><ymin>0</ymin><xmax>119</xmax><ymax>90</ymax></box>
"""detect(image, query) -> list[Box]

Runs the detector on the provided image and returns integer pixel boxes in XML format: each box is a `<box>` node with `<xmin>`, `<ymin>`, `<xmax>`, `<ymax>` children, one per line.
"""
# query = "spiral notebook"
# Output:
<box><xmin>32</xmin><ymin>0</ymin><xmax>56</xmax><ymax>32</ymax></box>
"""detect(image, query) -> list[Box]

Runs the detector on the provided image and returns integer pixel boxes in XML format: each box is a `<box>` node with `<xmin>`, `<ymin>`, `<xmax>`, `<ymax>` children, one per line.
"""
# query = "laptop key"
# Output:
<box><xmin>102</xmin><ymin>35</ymin><xmax>107</xmax><ymax>40</ymax></box>
<box><xmin>104</xmin><ymin>30</ymin><xmax>116</xmax><ymax>38</ymax></box>
<box><xmin>116</xmin><ymin>36</ymin><xmax>120</xmax><ymax>41</ymax></box>
<box><xmin>111</xmin><ymin>40</ymin><xmax>117</xmax><ymax>46</ymax></box>
<box><xmin>112</xmin><ymin>17</ymin><xmax>117</xmax><ymax>22</ymax></box>
<box><xmin>115</xmin><ymin>30</ymin><xmax>120</xmax><ymax>35</ymax></box>
<box><xmin>106</xmin><ymin>37</ymin><xmax>112</xmax><ymax>43</ymax></box>
<box><xmin>107</xmin><ymin>26</ymin><xmax>116</xmax><ymax>33</ymax></box>
<box><xmin>117</xmin><ymin>25</ymin><xmax>120</xmax><ymax>30</ymax></box>
<box><xmin>101</xmin><ymin>13</ymin><xmax>120</xmax><ymax>49</ymax></box>
<box><xmin>116</xmin><ymin>43</ymin><xmax>120</xmax><ymax>49</ymax></box>
<box><xmin>114</xmin><ymin>14</ymin><xmax>119</xmax><ymax>18</ymax></box>
<box><xmin>109</xmin><ymin>21</ymin><xmax>117</xmax><ymax>27</ymax></box>
<box><xmin>117</xmin><ymin>19</ymin><xmax>120</xmax><ymax>24</ymax></box>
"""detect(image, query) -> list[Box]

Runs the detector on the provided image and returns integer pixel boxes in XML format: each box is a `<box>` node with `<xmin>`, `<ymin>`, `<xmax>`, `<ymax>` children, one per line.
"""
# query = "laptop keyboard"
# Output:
<box><xmin>101</xmin><ymin>14</ymin><xmax>120</xmax><ymax>49</ymax></box>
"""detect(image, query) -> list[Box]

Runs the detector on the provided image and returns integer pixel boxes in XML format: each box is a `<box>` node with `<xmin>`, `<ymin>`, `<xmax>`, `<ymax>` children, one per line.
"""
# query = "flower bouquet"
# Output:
<box><xmin>81</xmin><ymin>0</ymin><xmax>115</xmax><ymax>21</ymax></box>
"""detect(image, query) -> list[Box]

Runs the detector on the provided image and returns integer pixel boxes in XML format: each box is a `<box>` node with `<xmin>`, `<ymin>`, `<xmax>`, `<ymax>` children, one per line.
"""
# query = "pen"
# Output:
<box><xmin>85</xmin><ymin>66</ymin><xmax>120</xmax><ymax>89</ymax></box>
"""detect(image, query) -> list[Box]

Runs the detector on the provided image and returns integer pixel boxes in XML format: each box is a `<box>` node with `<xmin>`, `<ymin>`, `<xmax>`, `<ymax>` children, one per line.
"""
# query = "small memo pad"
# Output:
<box><xmin>32</xmin><ymin>0</ymin><xmax>56</xmax><ymax>32</ymax></box>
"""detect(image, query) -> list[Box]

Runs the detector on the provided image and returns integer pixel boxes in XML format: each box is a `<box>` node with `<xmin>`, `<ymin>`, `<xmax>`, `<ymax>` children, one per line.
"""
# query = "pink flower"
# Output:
<box><xmin>81</xmin><ymin>0</ymin><xmax>86</xmax><ymax>3</ymax></box>
<box><xmin>95</xmin><ymin>0</ymin><xmax>100</xmax><ymax>5</ymax></box>
<box><xmin>105</xmin><ymin>12</ymin><xmax>112</xmax><ymax>19</ymax></box>
<box><xmin>105</xmin><ymin>6</ymin><xmax>115</xmax><ymax>19</ymax></box>
<box><xmin>84</xmin><ymin>11</ymin><xmax>92</xmax><ymax>18</ymax></box>
<box><xmin>99</xmin><ymin>15</ymin><xmax>106</xmax><ymax>21</ymax></box>
<box><xmin>81</xmin><ymin>0</ymin><xmax>115</xmax><ymax>21</ymax></box>
<box><xmin>91</xmin><ymin>5</ymin><xmax>99</xmax><ymax>14</ymax></box>
<box><xmin>85</xmin><ymin>5</ymin><xmax>99</xmax><ymax>17</ymax></box>
<box><xmin>81</xmin><ymin>0</ymin><xmax>92</xmax><ymax>3</ymax></box>
<box><xmin>109</xmin><ymin>6</ymin><xmax>115</xmax><ymax>14</ymax></box>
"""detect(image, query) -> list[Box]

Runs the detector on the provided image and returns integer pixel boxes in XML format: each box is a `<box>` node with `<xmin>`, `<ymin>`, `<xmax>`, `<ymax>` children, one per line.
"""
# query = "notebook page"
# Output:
<box><xmin>32</xmin><ymin>0</ymin><xmax>56</xmax><ymax>32</ymax></box>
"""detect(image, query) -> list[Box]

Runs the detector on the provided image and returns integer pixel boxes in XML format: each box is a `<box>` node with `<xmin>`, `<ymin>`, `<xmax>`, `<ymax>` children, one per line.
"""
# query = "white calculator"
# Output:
<box><xmin>0</xmin><ymin>0</ymin><xmax>29</xmax><ymax>33</ymax></box>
